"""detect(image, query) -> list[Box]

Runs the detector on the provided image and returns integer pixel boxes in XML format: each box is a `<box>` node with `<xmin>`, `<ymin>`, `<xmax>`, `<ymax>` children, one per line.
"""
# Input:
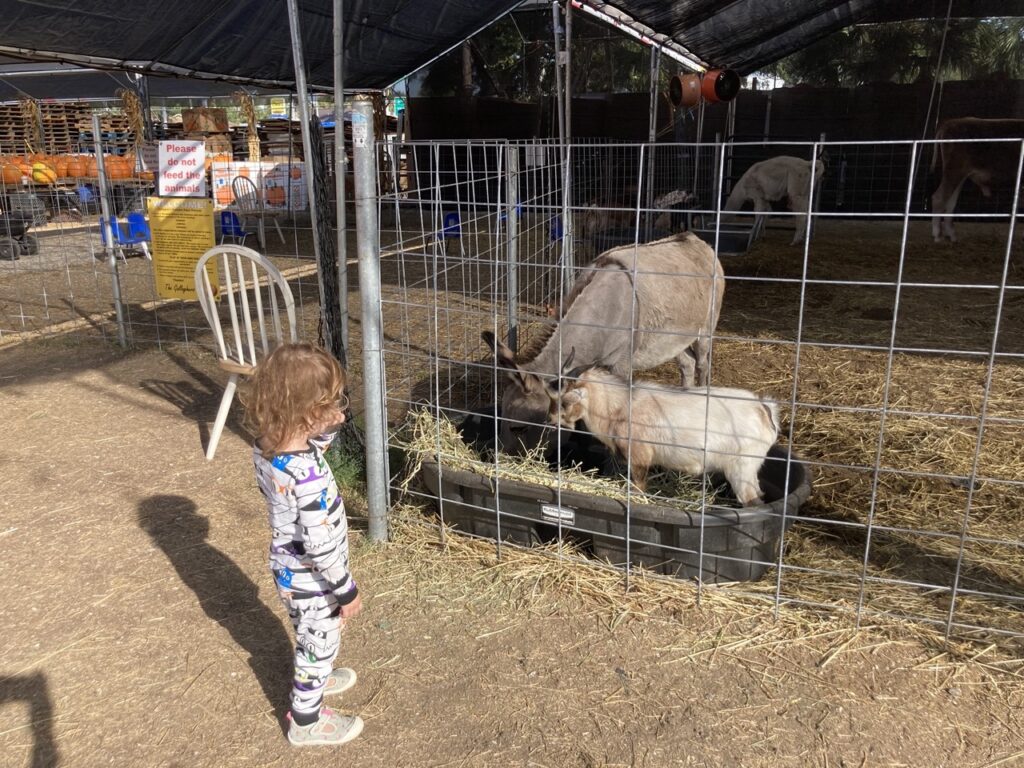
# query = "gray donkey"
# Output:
<box><xmin>483</xmin><ymin>232</ymin><xmax>725</xmax><ymax>453</ymax></box>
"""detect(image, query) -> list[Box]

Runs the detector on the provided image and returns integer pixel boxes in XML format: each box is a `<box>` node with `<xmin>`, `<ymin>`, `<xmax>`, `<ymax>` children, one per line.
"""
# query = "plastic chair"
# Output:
<box><xmin>193</xmin><ymin>244</ymin><xmax>298</xmax><ymax>460</ymax></box>
<box><xmin>231</xmin><ymin>175</ymin><xmax>286</xmax><ymax>249</ymax></box>
<box><xmin>219</xmin><ymin>210</ymin><xmax>252</xmax><ymax>245</ymax></box>
<box><xmin>100</xmin><ymin>215</ymin><xmax>151</xmax><ymax>261</ymax></box>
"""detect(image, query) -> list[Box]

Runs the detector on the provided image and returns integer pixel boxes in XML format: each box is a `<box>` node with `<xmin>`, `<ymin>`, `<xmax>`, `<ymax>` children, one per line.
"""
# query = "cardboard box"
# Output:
<box><xmin>183</xmin><ymin>107</ymin><xmax>229</xmax><ymax>134</ymax></box>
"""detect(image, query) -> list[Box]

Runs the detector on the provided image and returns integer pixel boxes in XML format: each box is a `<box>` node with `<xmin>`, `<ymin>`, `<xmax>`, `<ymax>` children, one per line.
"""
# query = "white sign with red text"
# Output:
<box><xmin>158</xmin><ymin>140</ymin><xmax>206</xmax><ymax>197</ymax></box>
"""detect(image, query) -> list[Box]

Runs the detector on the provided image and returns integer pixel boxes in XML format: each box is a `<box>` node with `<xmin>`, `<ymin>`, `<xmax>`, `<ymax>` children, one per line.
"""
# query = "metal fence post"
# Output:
<box><xmin>333</xmin><ymin>0</ymin><xmax>349</xmax><ymax>351</ymax></box>
<box><xmin>92</xmin><ymin>113</ymin><xmax>127</xmax><ymax>348</ymax></box>
<box><xmin>285</xmin><ymin>0</ymin><xmax>329</xmax><ymax>331</ymax></box>
<box><xmin>352</xmin><ymin>96</ymin><xmax>389</xmax><ymax>543</ymax></box>
<box><xmin>505</xmin><ymin>144</ymin><xmax>520</xmax><ymax>353</ymax></box>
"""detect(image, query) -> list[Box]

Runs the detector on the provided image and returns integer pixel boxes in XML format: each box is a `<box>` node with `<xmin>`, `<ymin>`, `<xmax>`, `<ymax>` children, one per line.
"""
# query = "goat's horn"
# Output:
<box><xmin>566</xmin><ymin>363</ymin><xmax>591</xmax><ymax>381</ymax></box>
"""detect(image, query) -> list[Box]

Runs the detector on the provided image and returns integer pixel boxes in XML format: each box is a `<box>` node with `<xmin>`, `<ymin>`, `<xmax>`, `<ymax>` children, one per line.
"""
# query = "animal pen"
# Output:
<box><xmin>356</xmin><ymin>125</ymin><xmax>1024</xmax><ymax>650</ymax></box>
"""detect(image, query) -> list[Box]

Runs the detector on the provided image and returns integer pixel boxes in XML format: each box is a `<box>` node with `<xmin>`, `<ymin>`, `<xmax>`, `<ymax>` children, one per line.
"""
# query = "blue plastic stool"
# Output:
<box><xmin>442</xmin><ymin>211</ymin><xmax>461</xmax><ymax>238</ymax></box>
<box><xmin>549</xmin><ymin>214</ymin><xmax>563</xmax><ymax>241</ymax></box>
<box><xmin>219</xmin><ymin>211</ymin><xmax>252</xmax><ymax>245</ymax></box>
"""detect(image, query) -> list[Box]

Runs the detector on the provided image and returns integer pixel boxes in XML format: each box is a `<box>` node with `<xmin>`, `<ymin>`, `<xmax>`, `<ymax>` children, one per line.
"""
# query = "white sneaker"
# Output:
<box><xmin>287</xmin><ymin>708</ymin><xmax>364</xmax><ymax>746</ymax></box>
<box><xmin>323</xmin><ymin>667</ymin><xmax>357</xmax><ymax>697</ymax></box>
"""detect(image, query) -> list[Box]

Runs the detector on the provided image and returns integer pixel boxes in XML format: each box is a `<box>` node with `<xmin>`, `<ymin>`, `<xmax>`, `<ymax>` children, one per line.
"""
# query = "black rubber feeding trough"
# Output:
<box><xmin>419</xmin><ymin>408</ymin><xmax>813</xmax><ymax>584</ymax></box>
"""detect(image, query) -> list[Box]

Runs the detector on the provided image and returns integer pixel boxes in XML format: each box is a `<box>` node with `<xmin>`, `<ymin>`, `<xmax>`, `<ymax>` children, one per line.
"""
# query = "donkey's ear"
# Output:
<box><xmin>483</xmin><ymin>330</ymin><xmax>533</xmax><ymax>391</ymax></box>
<box><xmin>560</xmin><ymin>346</ymin><xmax>576</xmax><ymax>376</ymax></box>
<box><xmin>482</xmin><ymin>330</ymin><xmax>516</xmax><ymax>367</ymax></box>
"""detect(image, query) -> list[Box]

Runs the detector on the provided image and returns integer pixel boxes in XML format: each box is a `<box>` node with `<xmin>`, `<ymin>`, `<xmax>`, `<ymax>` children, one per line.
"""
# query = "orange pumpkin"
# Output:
<box><xmin>1</xmin><ymin>164</ymin><xmax>22</xmax><ymax>184</ymax></box>
<box><xmin>215</xmin><ymin>183</ymin><xmax>233</xmax><ymax>205</ymax></box>
<box><xmin>238</xmin><ymin>166</ymin><xmax>250</xmax><ymax>178</ymax></box>
<box><xmin>106</xmin><ymin>156</ymin><xmax>130</xmax><ymax>180</ymax></box>
<box><xmin>52</xmin><ymin>156</ymin><xmax>69</xmax><ymax>178</ymax></box>
<box><xmin>65</xmin><ymin>157</ymin><xmax>84</xmax><ymax>178</ymax></box>
<box><xmin>266</xmin><ymin>184</ymin><xmax>285</xmax><ymax>206</ymax></box>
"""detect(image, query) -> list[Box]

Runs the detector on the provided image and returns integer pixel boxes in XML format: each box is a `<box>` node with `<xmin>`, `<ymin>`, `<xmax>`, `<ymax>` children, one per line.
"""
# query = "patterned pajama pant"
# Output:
<box><xmin>278</xmin><ymin>584</ymin><xmax>342</xmax><ymax>726</ymax></box>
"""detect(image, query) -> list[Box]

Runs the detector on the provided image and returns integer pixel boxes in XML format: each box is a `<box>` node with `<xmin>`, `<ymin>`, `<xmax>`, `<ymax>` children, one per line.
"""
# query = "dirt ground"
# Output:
<box><xmin>1</xmin><ymin>334</ymin><xmax>1023</xmax><ymax>768</ymax></box>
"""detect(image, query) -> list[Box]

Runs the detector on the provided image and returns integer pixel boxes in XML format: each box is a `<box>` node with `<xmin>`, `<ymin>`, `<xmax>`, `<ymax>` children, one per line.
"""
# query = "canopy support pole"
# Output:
<box><xmin>285</xmin><ymin>0</ymin><xmax>329</xmax><ymax>340</ymax></box>
<box><xmin>351</xmin><ymin>96</ymin><xmax>389</xmax><ymax>543</ymax></box>
<box><xmin>552</xmin><ymin>1</ymin><xmax>573</xmax><ymax>281</ymax></box>
<box><xmin>333</xmin><ymin>0</ymin><xmax>349</xmax><ymax>352</ymax></box>
<box><xmin>644</xmin><ymin>45</ymin><xmax>660</xmax><ymax>241</ymax></box>
<box><xmin>92</xmin><ymin>113</ymin><xmax>127</xmax><ymax>348</ymax></box>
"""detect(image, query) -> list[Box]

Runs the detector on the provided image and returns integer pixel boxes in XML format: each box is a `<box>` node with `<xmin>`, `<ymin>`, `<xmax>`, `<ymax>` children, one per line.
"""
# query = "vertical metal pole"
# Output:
<box><xmin>285</xmin><ymin>0</ymin><xmax>329</xmax><ymax>332</ymax></box>
<box><xmin>352</xmin><ymin>96</ymin><xmax>388</xmax><ymax>543</ymax></box>
<box><xmin>712</xmin><ymin>131</ymin><xmax>722</xmax><ymax>212</ymax></box>
<box><xmin>724</xmin><ymin>94</ymin><xmax>737</xmax><ymax>196</ymax></box>
<box><xmin>692</xmin><ymin>99</ymin><xmax>705</xmax><ymax>200</ymax></box>
<box><xmin>333</xmin><ymin>0</ymin><xmax>349</xmax><ymax>351</ymax></box>
<box><xmin>505</xmin><ymin>145</ymin><xmax>520</xmax><ymax>353</ymax></box>
<box><xmin>552</xmin><ymin>2</ymin><xmax>566</xmax><ymax>147</ymax></box>
<box><xmin>564</xmin><ymin>0</ymin><xmax>572</xmax><ymax>140</ymax></box>
<box><xmin>551</xmin><ymin>1</ymin><xmax>573</xmax><ymax>279</ymax></box>
<box><xmin>92</xmin><ymin>113</ymin><xmax>127</xmax><ymax>348</ymax></box>
<box><xmin>644</xmin><ymin>46</ymin><xmax>660</xmax><ymax>241</ymax></box>
<box><xmin>763</xmin><ymin>90</ymin><xmax>773</xmax><ymax>140</ymax></box>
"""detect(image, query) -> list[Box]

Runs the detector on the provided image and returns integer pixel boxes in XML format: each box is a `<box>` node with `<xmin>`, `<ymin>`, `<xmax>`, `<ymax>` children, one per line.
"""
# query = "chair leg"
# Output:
<box><xmin>206</xmin><ymin>373</ymin><xmax>239</xmax><ymax>460</ymax></box>
<box><xmin>139</xmin><ymin>241</ymin><xmax>151</xmax><ymax>261</ymax></box>
<box><xmin>273</xmin><ymin>216</ymin><xmax>286</xmax><ymax>244</ymax></box>
<box><xmin>257</xmin><ymin>218</ymin><xmax>267</xmax><ymax>250</ymax></box>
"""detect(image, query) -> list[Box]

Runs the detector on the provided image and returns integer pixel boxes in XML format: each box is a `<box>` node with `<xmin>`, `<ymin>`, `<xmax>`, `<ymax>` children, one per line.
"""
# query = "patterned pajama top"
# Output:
<box><xmin>252</xmin><ymin>429</ymin><xmax>358</xmax><ymax>606</ymax></box>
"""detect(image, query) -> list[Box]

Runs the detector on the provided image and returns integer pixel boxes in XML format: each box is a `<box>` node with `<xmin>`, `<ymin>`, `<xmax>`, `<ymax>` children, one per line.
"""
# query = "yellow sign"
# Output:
<box><xmin>270</xmin><ymin>97</ymin><xmax>288</xmax><ymax>115</ymax></box>
<box><xmin>147</xmin><ymin>197</ymin><xmax>217</xmax><ymax>300</ymax></box>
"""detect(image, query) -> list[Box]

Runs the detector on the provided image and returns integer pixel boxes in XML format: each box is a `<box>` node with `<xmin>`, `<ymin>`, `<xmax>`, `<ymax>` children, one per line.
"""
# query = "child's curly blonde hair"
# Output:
<box><xmin>243</xmin><ymin>342</ymin><xmax>346</xmax><ymax>457</ymax></box>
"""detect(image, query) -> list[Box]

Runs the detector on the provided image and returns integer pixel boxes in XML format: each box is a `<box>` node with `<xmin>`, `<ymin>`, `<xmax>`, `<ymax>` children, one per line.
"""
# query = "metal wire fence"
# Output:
<box><xmin>374</xmin><ymin>135</ymin><xmax>1024</xmax><ymax>648</ymax></box>
<box><xmin>0</xmin><ymin>115</ymin><xmax>327</xmax><ymax>352</ymax></box>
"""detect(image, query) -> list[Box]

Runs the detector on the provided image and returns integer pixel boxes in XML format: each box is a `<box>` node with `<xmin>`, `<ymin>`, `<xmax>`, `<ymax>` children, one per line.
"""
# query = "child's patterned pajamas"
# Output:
<box><xmin>252</xmin><ymin>429</ymin><xmax>358</xmax><ymax>725</ymax></box>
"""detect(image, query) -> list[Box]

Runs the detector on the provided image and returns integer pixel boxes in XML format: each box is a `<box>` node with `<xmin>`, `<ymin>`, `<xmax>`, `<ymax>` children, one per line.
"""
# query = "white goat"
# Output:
<box><xmin>547</xmin><ymin>366</ymin><xmax>779</xmax><ymax>506</ymax></box>
<box><xmin>724</xmin><ymin>155</ymin><xmax>825</xmax><ymax>245</ymax></box>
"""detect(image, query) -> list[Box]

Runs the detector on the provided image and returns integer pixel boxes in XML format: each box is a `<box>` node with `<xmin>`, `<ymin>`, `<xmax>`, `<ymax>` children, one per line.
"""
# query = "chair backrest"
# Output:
<box><xmin>193</xmin><ymin>244</ymin><xmax>298</xmax><ymax>369</ymax></box>
<box><xmin>231</xmin><ymin>175</ymin><xmax>262</xmax><ymax>214</ymax></box>
<box><xmin>219</xmin><ymin>210</ymin><xmax>248</xmax><ymax>237</ymax></box>
<box><xmin>100</xmin><ymin>217</ymin><xmax>129</xmax><ymax>245</ymax></box>
<box><xmin>126</xmin><ymin>211</ymin><xmax>150</xmax><ymax>240</ymax></box>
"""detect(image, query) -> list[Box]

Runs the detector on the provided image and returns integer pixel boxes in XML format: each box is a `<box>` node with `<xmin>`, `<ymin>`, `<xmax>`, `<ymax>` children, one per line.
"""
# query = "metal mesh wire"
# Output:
<box><xmin>374</xmin><ymin>135</ymin><xmax>1024</xmax><ymax>646</ymax></box>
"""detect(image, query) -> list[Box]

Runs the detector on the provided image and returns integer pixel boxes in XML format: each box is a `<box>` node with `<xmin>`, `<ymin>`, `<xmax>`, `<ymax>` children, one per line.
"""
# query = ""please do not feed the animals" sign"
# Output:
<box><xmin>158</xmin><ymin>140</ymin><xmax>206</xmax><ymax>197</ymax></box>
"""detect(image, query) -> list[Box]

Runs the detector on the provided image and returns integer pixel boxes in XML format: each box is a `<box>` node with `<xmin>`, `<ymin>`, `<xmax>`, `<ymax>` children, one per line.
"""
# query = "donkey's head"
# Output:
<box><xmin>482</xmin><ymin>330</ymin><xmax>558</xmax><ymax>453</ymax></box>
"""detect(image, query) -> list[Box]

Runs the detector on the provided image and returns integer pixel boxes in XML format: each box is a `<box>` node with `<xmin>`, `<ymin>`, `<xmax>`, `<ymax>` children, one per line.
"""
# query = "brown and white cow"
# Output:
<box><xmin>931</xmin><ymin>117</ymin><xmax>1024</xmax><ymax>242</ymax></box>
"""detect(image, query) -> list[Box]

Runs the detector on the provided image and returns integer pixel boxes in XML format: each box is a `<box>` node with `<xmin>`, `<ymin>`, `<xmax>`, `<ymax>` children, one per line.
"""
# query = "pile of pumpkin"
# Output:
<box><xmin>0</xmin><ymin>153</ymin><xmax>153</xmax><ymax>185</ymax></box>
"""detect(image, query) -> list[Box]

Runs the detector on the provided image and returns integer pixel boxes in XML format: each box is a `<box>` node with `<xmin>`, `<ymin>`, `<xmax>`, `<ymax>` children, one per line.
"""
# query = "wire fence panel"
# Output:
<box><xmin>376</xmin><ymin>135</ymin><xmax>1024</xmax><ymax>649</ymax></box>
<box><xmin>0</xmin><ymin>112</ymin><xmax>330</xmax><ymax>352</ymax></box>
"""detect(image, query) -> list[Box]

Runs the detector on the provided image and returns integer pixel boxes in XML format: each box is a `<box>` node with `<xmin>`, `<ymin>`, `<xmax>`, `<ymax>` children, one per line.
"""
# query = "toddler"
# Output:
<box><xmin>244</xmin><ymin>342</ymin><xmax>363</xmax><ymax>746</ymax></box>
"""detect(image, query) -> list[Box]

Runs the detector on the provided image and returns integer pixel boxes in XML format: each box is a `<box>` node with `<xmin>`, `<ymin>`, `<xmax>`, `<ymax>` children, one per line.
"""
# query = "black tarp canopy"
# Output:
<box><xmin>0</xmin><ymin>0</ymin><xmax>516</xmax><ymax>90</ymax></box>
<box><xmin>0</xmin><ymin>0</ymin><xmax>1021</xmax><ymax>91</ymax></box>
<box><xmin>0</xmin><ymin>58</ymin><xmax>282</xmax><ymax>102</ymax></box>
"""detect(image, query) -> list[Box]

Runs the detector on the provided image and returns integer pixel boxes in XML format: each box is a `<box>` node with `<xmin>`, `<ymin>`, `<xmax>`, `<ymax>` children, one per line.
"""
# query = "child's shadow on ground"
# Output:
<box><xmin>137</xmin><ymin>494</ymin><xmax>291</xmax><ymax>722</ymax></box>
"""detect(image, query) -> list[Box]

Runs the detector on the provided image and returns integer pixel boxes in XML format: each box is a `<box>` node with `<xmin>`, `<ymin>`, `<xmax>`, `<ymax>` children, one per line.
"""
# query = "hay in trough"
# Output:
<box><xmin>395</xmin><ymin>408</ymin><xmax>725</xmax><ymax>510</ymax></box>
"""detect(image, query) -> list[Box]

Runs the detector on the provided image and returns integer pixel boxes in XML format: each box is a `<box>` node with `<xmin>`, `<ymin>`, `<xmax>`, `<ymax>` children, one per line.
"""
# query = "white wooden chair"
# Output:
<box><xmin>194</xmin><ymin>244</ymin><xmax>297</xmax><ymax>460</ymax></box>
<box><xmin>232</xmin><ymin>175</ymin><xmax>286</xmax><ymax>250</ymax></box>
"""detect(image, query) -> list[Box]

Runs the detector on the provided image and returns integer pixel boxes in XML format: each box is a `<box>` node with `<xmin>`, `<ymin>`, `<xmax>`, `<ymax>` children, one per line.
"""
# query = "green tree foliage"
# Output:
<box><xmin>767</xmin><ymin>18</ymin><xmax>1024</xmax><ymax>86</ymax></box>
<box><xmin>410</xmin><ymin>9</ymin><xmax>654</xmax><ymax>99</ymax></box>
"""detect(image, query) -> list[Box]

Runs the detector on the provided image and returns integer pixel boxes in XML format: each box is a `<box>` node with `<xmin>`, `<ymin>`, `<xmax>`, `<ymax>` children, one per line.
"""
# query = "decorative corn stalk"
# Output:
<box><xmin>234</xmin><ymin>91</ymin><xmax>261</xmax><ymax>161</ymax></box>
<box><xmin>19</xmin><ymin>98</ymin><xmax>42</xmax><ymax>155</ymax></box>
<box><xmin>116</xmin><ymin>88</ymin><xmax>146</xmax><ymax>151</ymax></box>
